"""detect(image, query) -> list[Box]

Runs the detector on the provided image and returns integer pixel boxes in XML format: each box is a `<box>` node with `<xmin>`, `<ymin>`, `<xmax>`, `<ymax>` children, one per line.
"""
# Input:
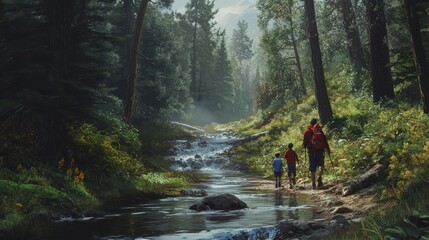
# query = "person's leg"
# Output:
<box><xmin>290</xmin><ymin>165</ymin><xmax>296</xmax><ymax>186</ymax></box>
<box><xmin>292</xmin><ymin>170</ymin><xmax>296</xmax><ymax>185</ymax></box>
<box><xmin>311</xmin><ymin>172</ymin><xmax>316</xmax><ymax>189</ymax></box>
<box><xmin>274</xmin><ymin>172</ymin><xmax>278</xmax><ymax>187</ymax></box>
<box><xmin>315</xmin><ymin>150</ymin><xmax>325</xmax><ymax>187</ymax></box>
<box><xmin>309</xmin><ymin>152</ymin><xmax>317</xmax><ymax>189</ymax></box>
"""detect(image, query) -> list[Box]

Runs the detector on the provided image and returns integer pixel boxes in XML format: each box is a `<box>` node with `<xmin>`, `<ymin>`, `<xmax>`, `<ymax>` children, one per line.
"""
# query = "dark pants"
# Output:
<box><xmin>309</xmin><ymin>150</ymin><xmax>325</xmax><ymax>172</ymax></box>
<box><xmin>274</xmin><ymin>171</ymin><xmax>282</xmax><ymax>187</ymax></box>
<box><xmin>287</xmin><ymin>164</ymin><xmax>296</xmax><ymax>177</ymax></box>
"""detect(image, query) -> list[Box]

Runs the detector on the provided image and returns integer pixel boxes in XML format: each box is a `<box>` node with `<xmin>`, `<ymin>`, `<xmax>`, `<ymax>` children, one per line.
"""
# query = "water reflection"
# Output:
<box><xmin>274</xmin><ymin>190</ymin><xmax>284</xmax><ymax>222</ymax></box>
<box><xmin>287</xmin><ymin>193</ymin><xmax>299</xmax><ymax>220</ymax></box>
<box><xmin>42</xmin><ymin>133</ymin><xmax>318</xmax><ymax>240</ymax></box>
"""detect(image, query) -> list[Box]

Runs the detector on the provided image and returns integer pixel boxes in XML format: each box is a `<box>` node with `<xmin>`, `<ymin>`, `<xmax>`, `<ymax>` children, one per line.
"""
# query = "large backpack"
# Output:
<box><xmin>311</xmin><ymin>125</ymin><xmax>325</xmax><ymax>150</ymax></box>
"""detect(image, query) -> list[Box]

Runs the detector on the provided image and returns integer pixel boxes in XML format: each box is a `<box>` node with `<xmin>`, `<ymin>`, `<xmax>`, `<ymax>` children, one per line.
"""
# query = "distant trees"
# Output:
<box><xmin>230</xmin><ymin>20</ymin><xmax>254</xmax><ymax>116</ymax></box>
<box><xmin>179</xmin><ymin>0</ymin><xmax>218</xmax><ymax>104</ymax></box>
<box><xmin>135</xmin><ymin>8</ymin><xmax>192</xmax><ymax>122</ymax></box>
<box><xmin>231</xmin><ymin>20</ymin><xmax>254</xmax><ymax>66</ymax></box>
<box><xmin>257</xmin><ymin>0</ymin><xmax>307</xmax><ymax>107</ymax></box>
<box><xmin>213</xmin><ymin>33</ymin><xmax>235</xmax><ymax>114</ymax></box>
<box><xmin>337</xmin><ymin>0</ymin><xmax>365</xmax><ymax>90</ymax></box>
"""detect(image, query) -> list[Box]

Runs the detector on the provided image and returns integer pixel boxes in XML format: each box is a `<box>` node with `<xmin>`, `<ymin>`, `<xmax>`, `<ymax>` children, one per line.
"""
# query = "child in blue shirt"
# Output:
<box><xmin>272</xmin><ymin>152</ymin><xmax>283</xmax><ymax>188</ymax></box>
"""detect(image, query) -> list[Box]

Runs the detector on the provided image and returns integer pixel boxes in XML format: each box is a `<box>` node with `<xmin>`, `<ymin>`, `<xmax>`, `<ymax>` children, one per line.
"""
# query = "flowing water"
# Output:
<box><xmin>45</xmin><ymin>133</ymin><xmax>317</xmax><ymax>240</ymax></box>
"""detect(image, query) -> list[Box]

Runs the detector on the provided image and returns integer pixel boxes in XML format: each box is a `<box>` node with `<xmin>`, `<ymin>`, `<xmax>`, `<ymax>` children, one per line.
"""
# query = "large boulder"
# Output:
<box><xmin>189</xmin><ymin>193</ymin><xmax>248</xmax><ymax>212</ymax></box>
<box><xmin>342</xmin><ymin>162</ymin><xmax>388</xmax><ymax>196</ymax></box>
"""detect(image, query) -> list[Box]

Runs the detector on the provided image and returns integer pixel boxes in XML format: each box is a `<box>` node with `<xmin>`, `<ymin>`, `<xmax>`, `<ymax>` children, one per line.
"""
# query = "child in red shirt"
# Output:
<box><xmin>284</xmin><ymin>143</ymin><xmax>299</xmax><ymax>189</ymax></box>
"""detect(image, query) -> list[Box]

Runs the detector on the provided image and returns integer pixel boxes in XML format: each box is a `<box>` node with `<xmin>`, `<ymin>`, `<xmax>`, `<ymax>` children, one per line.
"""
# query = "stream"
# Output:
<box><xmin>46</xmin><ymin>133</ymin><xmax>318</xmax><ymax>240</ymax></box>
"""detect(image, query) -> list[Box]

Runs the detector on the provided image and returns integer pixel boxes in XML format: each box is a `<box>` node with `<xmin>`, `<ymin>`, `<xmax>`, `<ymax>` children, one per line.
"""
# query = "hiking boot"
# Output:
<box><xmin>312</xmin><ymin>183</ymin><xmax>316</xmax><ymax>190</ymax></box>
<box><xmin>292</xmin><ymin>178</ymin><xmax>296</xmax><ymax>185</ymax></box>
<box><xmin>317</xmin><ymin>176</ymin><xmax>323</xmax><ymax>188</ymax></box>
<box><xmin>290</xmin><ymin>184</ymin><xmax>293</xmax><ymax>189</ymax></box>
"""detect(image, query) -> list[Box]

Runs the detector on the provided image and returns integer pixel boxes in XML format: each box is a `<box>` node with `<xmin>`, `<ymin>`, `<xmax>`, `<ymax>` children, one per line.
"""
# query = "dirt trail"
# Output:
<box><xmin>254</xmin><ymin>178</ymin><xmax>396</xmax><ymax>222</ymax></box>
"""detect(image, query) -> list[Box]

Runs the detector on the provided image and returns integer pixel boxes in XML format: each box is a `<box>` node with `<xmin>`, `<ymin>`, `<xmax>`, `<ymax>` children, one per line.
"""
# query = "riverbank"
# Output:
<box><xmin>256</xmin><ymin>177</ymin><xmax>395</xmax><ymax>218</ymax></box>
<box><xmin>246</xmin><ymin>177</ymin><xmax>397</xmax><ymax>239</ymax></box>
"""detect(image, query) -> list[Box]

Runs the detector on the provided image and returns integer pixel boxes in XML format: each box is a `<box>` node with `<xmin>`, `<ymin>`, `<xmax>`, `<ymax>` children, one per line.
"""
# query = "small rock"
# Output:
<box><xmin>198</xmin><ymin>141</ymin><xmax>208</xmax><ymax>147</ymax></box>
<box><xmin>331</xmin><ymin>214</ymin><xmax>347</xmax><ymax>222</ymax></box>
<box><xmin>331</xmin><ymin>206</ymin><xmax>353</xmax><ymax>214</ymax></box>
<box><xmin>326</xmin><ymin>199</ymin><xmax>344</xmax><ymax>207</ymax></box>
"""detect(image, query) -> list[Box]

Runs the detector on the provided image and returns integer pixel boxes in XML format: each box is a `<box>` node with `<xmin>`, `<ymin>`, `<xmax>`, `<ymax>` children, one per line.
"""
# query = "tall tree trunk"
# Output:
<box><xmin>366</xmin><ymin>0</ymin><xmax>394</xmax><ymax>103</ymax></box>
<box><xmin>404</xmin><ymin>0</ymin><xmax>429</xmax><ymax>114</ymax></box>
<box><xmin>304</xmin><ymin>0</ymin><xmax>333</xmax><ymax>124</ymax></box>
<box><xmin>338</xmin><ymin>0</ymin><xmax>365</xmax><ymax>90</ymax></box>
<box><xmin>124</xmin><ymin>0</ymin><xmax>149</xmax><ymax>123</ymax></box>
<box><xmin>288</xmin><ymin>3</ymin><xmax>307</xmax><ymax>96</ymax></box>
<box><xmin>120</xmin><ymin>0</ymin><xmax>134</xmax><ymax>101</ymax></box>
<box><xmin>45</xmin><ymin>0</ymin><xmax>77</xmax><ymax>165</ymax></box>
<box><xmin>191</xmin><ymin>20</ymin><xmax>198</xmax><ymax>101</ymax></box>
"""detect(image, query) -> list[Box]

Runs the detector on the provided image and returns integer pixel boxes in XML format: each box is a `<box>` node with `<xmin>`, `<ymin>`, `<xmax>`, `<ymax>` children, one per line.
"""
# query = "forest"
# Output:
<box><xmin>1</xmin><ymin>0</ymin><xmax>429</xmax><ymax>239</ymax></box>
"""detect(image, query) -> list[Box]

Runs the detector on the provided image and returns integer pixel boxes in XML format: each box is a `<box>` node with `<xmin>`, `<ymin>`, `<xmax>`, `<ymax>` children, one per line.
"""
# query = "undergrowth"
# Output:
<box><xmin>0</xmin><ymin>119</ymin><xmax>194</xmax><ymax>234</ymax></box>
<box><xmin>224</xmin><ymin>72</ymin><xmax>429</xmax><ymax>239</ymax></box>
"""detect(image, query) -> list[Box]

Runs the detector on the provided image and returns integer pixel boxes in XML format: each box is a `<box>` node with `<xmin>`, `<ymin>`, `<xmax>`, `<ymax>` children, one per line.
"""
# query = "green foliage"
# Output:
<box><xmin>225</xmin><ymin>49</ymin><xmax>429</xmax><ymax>236</ymax></box>
<box><xmin>0</xmin><ymin>179</ymin><xmax>92</xmax><ymax>232</ymax></box>
<box><xmin>69</xmin><ymin>123</ymin><xmax>144</xmax><ymax>187</ymax></box>
<box><xmin>227</xmin><ymin>73</ymin><xmax>429</xmax><ymax>193</ymax></box>
<box><xmin>135</xmin><ymin>172</ymin><xmax>189</xmax><ymax>195</ymax></box>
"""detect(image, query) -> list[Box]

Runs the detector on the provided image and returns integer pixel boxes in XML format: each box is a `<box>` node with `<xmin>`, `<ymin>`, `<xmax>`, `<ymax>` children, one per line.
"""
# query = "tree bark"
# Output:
<box><xmin>120</xmin><ymin>0</ymin><xmax>135</xmax><ymax>100</ymax></box>
<box><xmin>366</xmin><ymin>0</ymin><xmax>394</xmax><ymax>103</ymax></box>
<box><xmin>338</xmin><ymin>0</ymin><xmax>364</xmax><ymax>89</ymax></box>
<box><xmin>288</xmin><ymin>3</ymin><xmax>307</xmax><ymax>96</ymax></box>
<box><xmin>304</xmin><ymin>0</ymin><xmax>333</xmax><ymax>124</ymax></box>
<box><xmin>124</xmin><ymin>0</ymin><xmax>149</xmax><ymax>123</ymax></box>
<box><xmin>403</xmin><ymin>0</ymin><xmax>429</xmax><ymax>114</ymax></box>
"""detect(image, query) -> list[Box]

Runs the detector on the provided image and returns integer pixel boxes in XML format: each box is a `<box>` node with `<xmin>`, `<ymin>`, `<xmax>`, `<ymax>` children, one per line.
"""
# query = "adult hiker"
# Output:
<box><xmin>283</xmin><ymin>143</ymin><xmax>299</xmax><ymax>189</ymax></box>
<box><xmin>272</xmin><ymin>152</ymin><xmax>284</xmax><ymax>188</ymax></box>
<box><xmin>302</xmin><ymin>118</ymin><xmax>330</xmax><ymax>189</ymax></box>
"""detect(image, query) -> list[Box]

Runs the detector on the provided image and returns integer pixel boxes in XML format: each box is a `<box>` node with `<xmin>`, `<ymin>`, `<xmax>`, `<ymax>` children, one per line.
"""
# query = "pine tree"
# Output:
<box><xmin>213</xmin><ymin>33</ymin><xmax>234</xmax><ymax>117</ymax></box>
<box><xmin>179</xmin><ymin>0</ymin><xmax>218</xmax><ymax>104</ymax></box>
<box><xmin>134</xmin><ymin>8</ymin><xmax>192</xmax><ymax>122</ymax></box>
<box><xmin>0</xmin><ymin>0</ymin><xmax>120</xmax><ymax>164</ymax></box>
<box><xmin>230</xmin><ymin>20</ymin><xmax>254</xmax><ymax>115</ymax></box>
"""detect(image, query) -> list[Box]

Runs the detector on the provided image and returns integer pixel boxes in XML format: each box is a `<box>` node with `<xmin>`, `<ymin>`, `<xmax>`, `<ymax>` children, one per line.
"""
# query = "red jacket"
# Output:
<box><xmin>284</xmin><ymin>149</ymin><xmax>298</xmax><ymax>165</ymax></box>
